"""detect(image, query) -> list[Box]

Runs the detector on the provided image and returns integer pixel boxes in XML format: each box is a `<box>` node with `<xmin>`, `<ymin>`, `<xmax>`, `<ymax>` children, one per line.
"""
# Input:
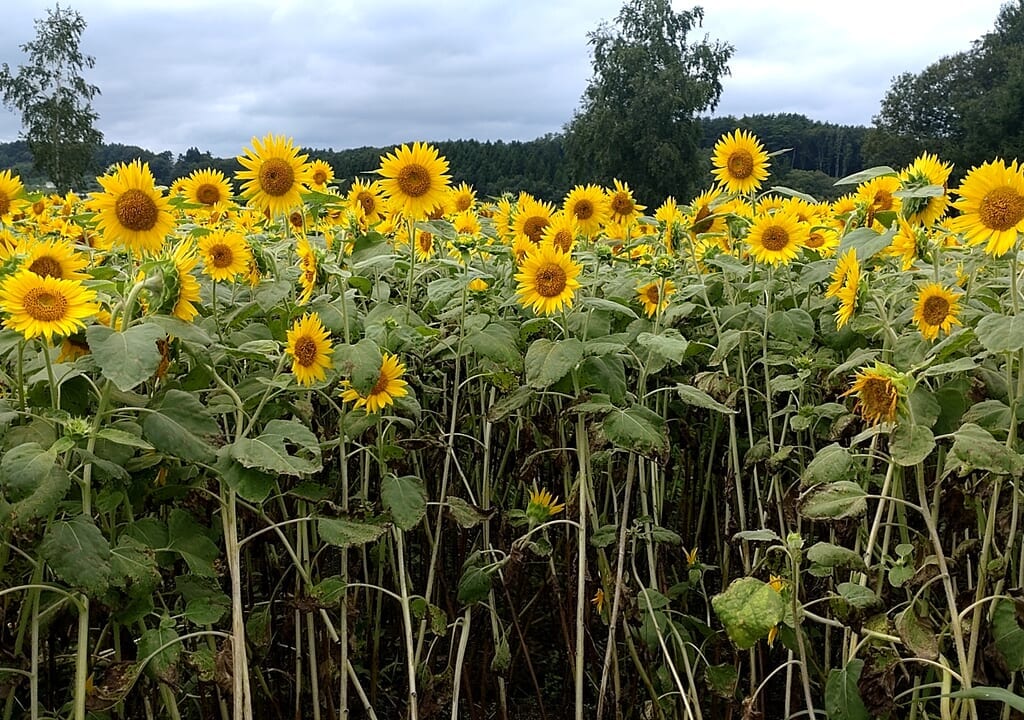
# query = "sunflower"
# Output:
<box><xmin>607</xmin><ymin>179</ymin><xmax>645</xmax><ymax>224</ymax></box>
<box><xmin>296</xmin><ymin>237</ymin><xmax>318</xmax><ymax>304</ymax></box>
<box><xmin>711</xmin><ymin>130</ymin><xmax>770</xmax><ymax>194</ymax></box>
<box><xmin>286</xmin><ymin>312</ymin><xmax>333</xmax><ymax>386</ymax></box>
<box><xmin>833</xmin><ymin>253</ymin><xmax>860</xmax><ymax>329</ymax></box>
<box><xmin>745</xmin><ymin>212</ymin><xmax>808</xmax><ymax>265</ymax></box>
<box><xmin>511</xmin><ymin>234</ymin><xmax>534</xmax><ymax>264</ymax></box>
<box><xmin>514</xmin><ymin>197</ymin><xmax>555</xmax><ymax>245</ymax></box>
<box><xmin>22</xmin><ymin>238</ymin><xmax>89</xmax><ymax>280</ymax></box>
<box><xmin>340</xmin><ymin>352</ymin><xmax>409</xmax><ymax>413</ymax></box>
<box><xmin>57</xmin><ymin>335</ymin><xmax>91</xmax><ymax>363</ymax></box>
<box><xmin>886</xmin><ymin>217</ymin><xmax>922</xmax><ymax>271</ymax></box>
<box><xmin>950</xmin><ymin>159</ymin><xmax>1024</xmax><ymax>256</ymax></box>
<box><xmin>804</xmin><ymin>226</ymin><xmax>839</xmax><ymax>257</ymax></box>
<box><xmin>526</xmin><ymin>488</ymin><xmax>565</xmax><ymax>524</ymax></box>
<box><xmin>169</xmin><ymin>241</ymin><xmax>201</xmax><ymax>322</ymax></box>
<box><xmin>449</xmin><ymin>182</ymin><xmax>477</xmax><ymax>213</ymax></box>
<box><xmin>377</xmin><ymin>142</ymin><xmax>451</xmax><ymax>219</ymax></box>
<box><xmin>636</xmin><ymin>279</ymin><xmax>675</xmax><ymax>317</ymax></box>
<box><xmin>0</xmin><ymin>270</ymin><xmax>99</xmax><ymax>341</ymax></box>
<box><xmin>184</xmin><ymin>168</ymin><xmax>233</xmax><ymax>208</ymax></box>
<box><xmin>308</xmin><ymin>159</ymin><xmax>335</xmax><ymax>190</ymax></box>
<box><xmin>687</xmin><ymin>187</ymin><xmax>727</xmax><ymax>238</ymax></box>
<box><xmin>515</xmin><ymin>244</ymin><xmax>582</xmax><ymax>315</ymax></box>
<box><xmin>0</xmin><ymin>170</ymin><xmax>25</xmax><ymax>222</ymax></box>
<box><xmin>842</xmin><ymin>363</ymin><xmax>906</xmax><ymax>426</ymax></box>
<box><xmin>414</xmin><ymin>229</ymin><xmax>436</xmax><ymax>261</ymax></box>
<box><xmin>541</xmin><ymin>212</ymin><xmax>579</xmax><ymax>254</ymax></box>
<box><xmin>467</xmin><ymin>278</ymin><xmax>489</xmax><ymax>292</ymax></box>
<box><xmin>856</xmin><ymin>175</ymin><xmax>901</xmax><ymax>226</ymax></box>
<box><xmin>899</xmin><ymin>152</ymin><xmax>952</xmax><ymax>226</ymax></box>
<box><xmin>913</xmin><ymin>283</ymin><xmax>962</xmax><ymax>341</ymax></box>
<box><xmin>452</xmin><ymin>209</ymin><xmax>482</xmax><ymax>238</ymax></box>
<box><xmin>91</xmin><ymin>160</ymin><xmax>176</xmax><ymax>254</ymax></box>
<box><xmin>236</xmin><ymin>134</ymin><xmax>312</xmax><ymax>217</ymax></box>
<box><xmin>563</xmin><ymin>184</ymin><xmax>609</xmax><ymax>237</ymax></box>
<box><xmin>198</xmin><ymin>229</ymin><xmax>252</xmax><ymax>282</ymax></box>
<box><xmin>826</xmin><ymin>249</ymin><xmax>858</xmax><ymax>298</ymax></box>
<box><xmin>347</xmin><ymin>178</ymin><xmax>387</xmax><ymax>225</ymax></box>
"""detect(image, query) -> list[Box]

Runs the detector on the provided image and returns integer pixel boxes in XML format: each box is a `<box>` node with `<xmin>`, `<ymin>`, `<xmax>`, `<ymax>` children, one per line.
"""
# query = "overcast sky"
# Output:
<box><xmin>0</xmin><ymin>0</ymin><xmax>1009</xmax><ymax>158</ymax></box>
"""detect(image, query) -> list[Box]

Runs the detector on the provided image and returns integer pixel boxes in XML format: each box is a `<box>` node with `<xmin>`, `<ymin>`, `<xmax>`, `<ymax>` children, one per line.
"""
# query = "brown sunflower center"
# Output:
<box><xmin>0</xmin><ymin>191</ymin><xmax>9</xmax><ymax>217</ymax></box>
<box><xmin>455</xmin><ymin>195</ymin><xmax>472</xmax><ymax>212</ymax></box>
<box><xmin>293</xmin><ymin>336</ymin><xmax>318</xmax><ymax>367</ymax></box>
<box><xmin>921</xmin><ymin>294</ymin><xmax>951</xmax><ymax>326</ymax></box>
<box><xmin>289</xmin><ymin>211</ymin><xmax>304</xmax><ymax>229</ymax></box>
<box><xmin>312</xmin><ymin>169</ymin><xmax>328</xmax><ymax>186</ymax></box>
<box><xmin>24</xmin><ymin>287</ymin><xmax>68</xmax><ymax>322</ymax></box>
<box><xmin>610</xmin><ymin>192</ymin><xmax>634</xmax><ymax>217</ymax></box>
<box><xmin>727</xmin><ymin>150</ymin><xmax>754</xmax><ymax>179</ymax></box>
<box><xmin>358</xmin><ymin>192</ymin><xmax>376</xmax><ymax>215</ymax></box>
<box><xmin>523</xmin><ymin>216</ymin><xmax>548</xmax><ymax>244</ymax></box>
<box><xmin>552</xmin><ymin>230</ymin><xmax>573</xmax><ymax>253</ymax></box>
<box><xmin>209</xmin><ymin>243</ymin><xmax>234</xmax><ymax>268</ymax></box>
<box><xmin>859</xmin><ymin>377</ymin><xmax>896</xmax><ymax>421</ymax></box>
<box><xmin>645</xmin><ymin>285</ymin><xmax>661</xmax><ymax>304</ymax></box>
<box><xmin>397</xmin><ymin>163</ymin><xmax>431</xmax><ymax>198</ymax></box>
<box><xmin>195</xmin><ymin>183</ymin><xmax>221</xmax><ymax>205</ymax></box>
<box><xmin>806</xmin><ymin>231</ymin><xmax>825</xmax><ymax>249</ymax></box>
<box><xmin>692</xmin><ymin>205</ymin><xmax>713</xmax><ymax>234</ymax></box>
<box><xmin>115</xmin><ymin>188</ymin><xmax>159</xmax><ymax>232</ymax></box>
<box><xmin>761</xmin><ymin>226</ymin><xmax>790</xmax><ymax>251</ymax></box>
<box><xmin>32</xmin><ymin>200</ymin><xmax>46</xmax><ymax>216</ymax></box>
<box><xmin>535</xmin><ymin>262</ymin><xmax>567</xmax><ymax>298</ymax></box>
<box><xmin>573</xmin><ymin>199</ymin><xmax>594</xmax><ymax>221</ymax></box>
<box><xmin>370</xmin><ymin>369</ymin><xmax>391</xmax><ymax>396</ymax></box>
<box><xmin>418</xmin><ymin>232</ymin><xmax>433</xmax><ymax>252</ymax></box>
<box><xmin>872</xmin><ymin>190</ymin><xmax>894</xmax><ymax>212</ymax></box>
<box><xmin>979</xmin><ymin>186</ymin><xmax>1024</xmax><ymax>231</ymax></box>
<box><xmin>29</xmin><ymin>256</ymin><xmax>63</xmax><ymax>279</ymax></box>
<box><xmin>259</xmin><ymin>158</ymin><xmax>296</xmax><ymax>197</ymax></box>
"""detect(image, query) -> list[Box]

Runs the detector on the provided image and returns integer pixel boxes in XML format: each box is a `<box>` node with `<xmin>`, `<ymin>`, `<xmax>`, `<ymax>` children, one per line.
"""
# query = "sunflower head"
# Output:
<box><xmin>636</xmin><ymin>279</ymin><xmax>675</xmax><ymax>318</ymax></box>
<box><xmin>184</xmin><ymin>168</ymin><xmax>233</xmax><ymax>208</ymax></box>
<box><xmin>308</xmin><ymin>159</ymin><xmax>335</xmax><ymax>190</ymax></box>
<box><xmin>0</xmin><ymin>170</ymin><xmax>26</xmax><ymax>221</ymax></box>
<box><xmin>286</xmin><ymin>312</ymin><xmax>334</xmax><ymax>386</ymax></box>
<box><xmin>514</xmin><ymin>244</ymin><xmax>582</xmax><ymax>316</ymax></box>
<box><xmin>711</xmin><ymin>130</ymin><xmax>770</xmax><ymax>194</ymax></box>
<box><xmin>746</xmin><ymin>212</ymin><xmax>809</xmax><ymax>266</ymax></box>
<box><xmin>377</xmin><ymin>142</ymin><xmax>451</xmax><ymax>220</ymax></box>
<box><xmin>339</xmin><ymin>352</ymin><xmax>409</xmax><ymax>413</ymax></box>
<box><xmin>842</xmin><ymin>362</ymin><xmax>909</xmax><ymax>426</ymax></box>
<box><xmin>950</xmin><ymin>159</ymin><xmax>1024</xmax><ymax>256</ymax></box>
<box><xmin>563</xmin><ymin>184</ymin><xmax>609</xmax><ymax>237</ymax></box>
<box><xmin>0</xmin><ymin>269</ymin><xmax>99</xmax><ymax>342</ymax></box>
<box><xmin>236</xmin><ymin>134</ymin><xmax>312</xmax><ymax>218</ymax></box>
<box><xmin>607</xmin><ymin>179</ymin><xmax>646</xmax><ymax>223</ymax></box>
<box><xmin>90</xmin><ymin>160</ymin><xmax>175</xmax><ymax>255</ymax></box>
<box><xmin>913</xmin><ymin>283</ymin><xmax>962</xmax><ymax>341</ymax></box>
<box><xmin>899</xmin><ymin>152</ymin><xmax>952</xmax><ymax>226</ymax></box>
<box><xmin>199</xmin><ymin>229</ymin><xmax>252</xmax><ymax>282</ymax></box>
<box><xmin>526</xmin><ymin>488</ymin><xmax>565</xmax><ymax>525</ymax></box>
<box><xmin>514</xmin><ymin>197</ymin><xmax>555</xmax><ymax>245</ymax></box>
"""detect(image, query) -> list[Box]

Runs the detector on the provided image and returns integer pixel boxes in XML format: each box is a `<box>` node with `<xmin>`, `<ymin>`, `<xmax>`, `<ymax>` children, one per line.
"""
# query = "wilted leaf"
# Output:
<box><xmin>824</xmin><ymin>660</ymin><xmax>870</xmax><ymax>720</ymax></box>
<box><xmin>382</xmin><ymin>474</ymin><xmax>426</xmax><ymax>530</ymax></box>
<box><xmin>799</xmin><ymin>481</ymin><xmax>867</xmax><ymax>519</ymax></box>
<box><xmin>711</xmin><ymin>577</ymin><xmax>785</xmax><ymax>650</ymax></box>
<box><xmin>318</xmin><ymin>517</ymin><xmax>387</xmax><ymax>548</ymax></box>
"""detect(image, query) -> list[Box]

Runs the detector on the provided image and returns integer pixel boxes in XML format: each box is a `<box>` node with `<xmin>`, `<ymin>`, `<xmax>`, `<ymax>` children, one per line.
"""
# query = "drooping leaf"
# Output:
<box><xmin>976</xmin><ymin>313</ymin><xmax>1024</xmax><ymax>354</ymax></box>
<box><xmin>446</xmin><ymin>496</ymin><xmax>491</xmax><ymax>529</ymax></box>
<box><xmin>675</xmin><ymin>383</ymin><xmax>735</xmax><ymax>414</ymax></box>
<box><xmin>889</xmin><ymin>423</ymin><xmax>935</xmax><ymax>467</ymax></box>
<box><xmin>711</xmin><ymin>577</ymin><xmax>785</xmax><ymax>650</ymax></box>
<box><xmin>142</xmin><ymin>389</ymin><xmax>219</xmax><ymax>463</ymax></box>
<box><xmin>603</xmin><ymin>404</ymin><xmax>669</xmax><ymax>457</ymax></box>
<box><xmin>137</xmin><ymin>616</ymin><xmax>180</xmax><ymax>679</ymax></box>
<box><xmin>801</xmin><ymin>444</ymin><xmax>857</xmax><ymax>486</ymax></box>
<box><xmin>166</xmin><ymin>509</ymin><xmax>219</xmax><ymax>577</ymax></box>
<box><xmin>525</xmin><ymin>338</ymin><xmax>583</xmax><ymax>389</ymax></box>
<box><xmin>40</xmin><ymin>515</ymin><xmax>112</xmax><ymax>595</ymax></box>
<box><xmin>318</xmin><ymin>517</ymin><xmax>387</xmax><ymax>548</ymax></box>
<box><xmin>992</xmin><ymin>599</ymin><xmax>1024</xmax><ymax>671</ymax></box>
<box><xmin>895</xmin><ymin>605</ymin><xmax>939</xmax><ymax>660</ymax></box>
<box><xmin>86</xmin><ymin>323</ymin><xmax>167</xmax><ymax>391</ymax></box>
<box><xmin>824</xmin><ymin>660</ymin><xmax>871</xmax><ymax>720</ymax></box>
<box><xmin>798</xmin><ymin>481</ymin><xmax>867</xmax><ymax>520</ymax></box>
<box><xmin>945</xmin><ymin>423</ymin><xmax>1022</xmax><ymax>477</ymax></box>
<box><xmin>0</xmin><ymin>442</ymin><xmax>70</xmax><ymax>527</ymax></box>
<box><xmin>807</xmin><ymin>542</ymin><xmax>866</xmax><ymax>573</ymax></box>
<box><xmin>229</xmin><ymin>419</ymin><xmax>322</xmax><ymax>476</ymax></box>
<box><xmin>334</xmin><ymin>339</ymin><xmax>382</xmax><ymax>395</ymax></box>
<box><xmin>382</xmin><ymin>474</ymin><xmax>426</xmax><ymax>530</ymax></box>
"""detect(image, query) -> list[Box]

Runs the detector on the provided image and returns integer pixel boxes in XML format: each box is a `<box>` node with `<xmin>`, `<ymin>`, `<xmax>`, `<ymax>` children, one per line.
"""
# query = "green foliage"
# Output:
<box><xmin>0</xmin><ymin>4</ymin><xmax>102</xmax><ymax>191</ymax></box>
<box><xmin>711</xmin><ymin>577</ymin><xmax>784</xmax><ymax>650</ymax></box>
<box><xmin>564</xmin><ymin>0</ymin><xmax>733</xmax><ymax>203</ymax></box>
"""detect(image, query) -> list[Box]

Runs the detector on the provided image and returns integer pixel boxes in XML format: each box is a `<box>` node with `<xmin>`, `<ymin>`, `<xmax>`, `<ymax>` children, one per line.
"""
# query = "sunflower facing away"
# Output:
<box><xmin>169</xmin><ymin>241</ymin><xmax>201</xmax><ymax>322</ymax></box>
<box><xmin>711</xmin><ymin>130</ymin><xmax>770</xmax><ymax>194</ymax></box>
<box><xmin>563</xmin><ymin>184</ymin><xmax>609</xmax><ymax>237</ymax></box>
<box><xmin>913</xmin><ymin>283</ymin><xmax>962</xmax><ymax>341</ymax></box>
<box><xmin>340</xmin><ymin>352</ymin><xmax>409</xmax><ymax>413</ymax></box>
<box><xmin>198</xmin><ymin>229</ymin><xmax>252</xmax><ymax>282</ymax></box>
<box><xmin>377</xmin><ymin>142</ymin><xmax>451</xmax><ymax>220</ymax></box>
<box><xmin>842</xmin><ymin>363</ymin><xmax>907</xmax><ymax>426</ymax></box>
<box><xmin>950</xmin><ymin>159</ymin><xmax>1024</xmax><ymax>256</ymax></box>
<box><xmin>184</xmin><ymin>168</ymin><xmax>233</xmax><ymax>208</ymax></box>
<box><xmin>91</xmin><ymin>160</ymin><xmax>176</xmax><ymax>254</ymax></box>
<box><xmin>826</xmin><ymin>248</ymin><xmax>859</xmax><ymax>298</ymax></box>
<box><xmin>286</xmin><ymin>312</ymin><xmax>333</xmax><ymax>386</ymax></box>
<box><xmin>636</xmin><ymin>279</ymin><xmax>676</xmax><ymax>318</ymax></box>
<box><xmin>296</xmin><ymin>237</ymin><xmax>319</xmax><ymax>304</ymax></box>
<box><xmin>745</xmin><ymin>212</ymin><xmax>809</xmax><ymax>265</ymax></box>
<box><xmin>526</xmin><ymin>488</ymin><xmax>565</xmax><ymax>524</ymax></box>
<box><xmin>0</xmin><ymin>269</ymin><xmax>99</xmax><ymax>342</ymax></box>
<box><xmin>515</xmin><ymin>244</ymin><xmax>582</xmax><ymax>315</ymax></box>
<box><xmin>831</xmin><ymin>251</ymin><xmax>860</xmax><ymax>329</ymax></box>
<box><xmin>236</xmin><ymin>134</ymin><xmax>312</xmax><ymax>217</ymax></box>
<box><xmin>0</xmin><ymin>170</ymin><xmax>25</xmax><ymax>222</ymax></box>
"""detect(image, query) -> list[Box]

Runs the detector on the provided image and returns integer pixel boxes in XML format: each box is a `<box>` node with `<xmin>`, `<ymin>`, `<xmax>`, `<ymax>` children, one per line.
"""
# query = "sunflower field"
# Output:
<box><xmin>1</xmin><ymin>129</ymin><xmax>1024</xmax><ymax>720</ymax></box>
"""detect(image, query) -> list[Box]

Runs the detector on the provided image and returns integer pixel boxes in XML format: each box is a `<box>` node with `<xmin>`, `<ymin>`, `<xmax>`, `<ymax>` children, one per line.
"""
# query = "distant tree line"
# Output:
<box><xmin>0</xmin><ymin>113</ymin><xmax>872</xmax><ymax>205</ymax></box>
